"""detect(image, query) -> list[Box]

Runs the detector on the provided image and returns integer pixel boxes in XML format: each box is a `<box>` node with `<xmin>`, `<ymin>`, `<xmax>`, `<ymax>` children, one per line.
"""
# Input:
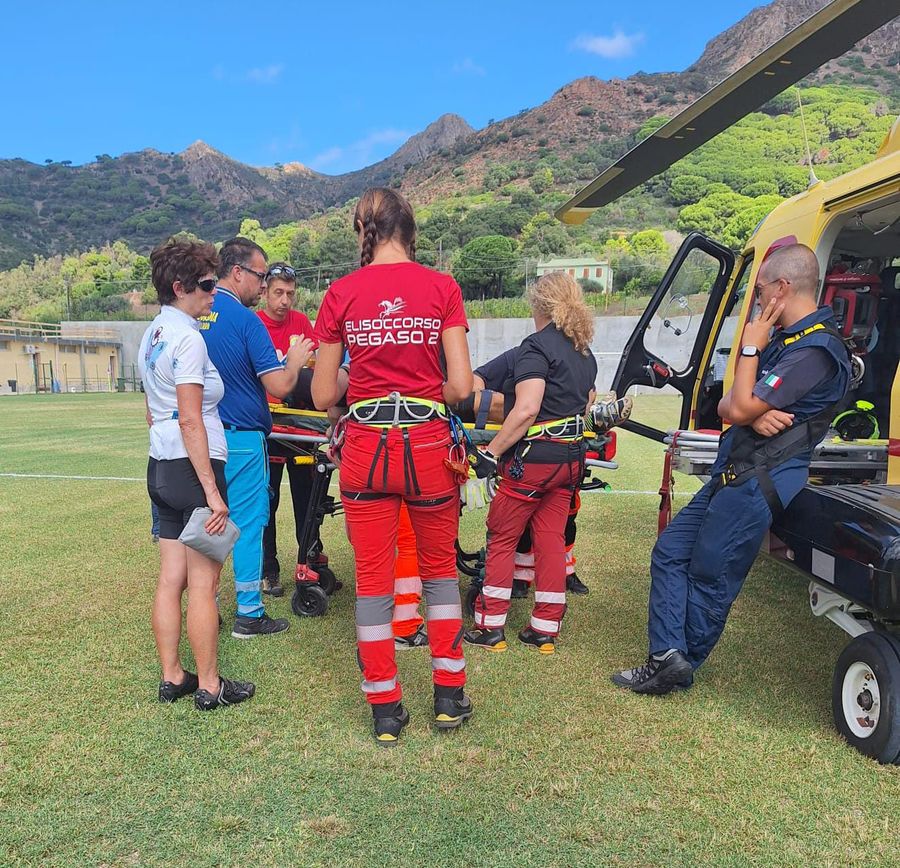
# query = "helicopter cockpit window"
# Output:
<box><xmin>643</xmin><ymin>247</ymin><xmax>723</xmax><ymax>375</ymax></box>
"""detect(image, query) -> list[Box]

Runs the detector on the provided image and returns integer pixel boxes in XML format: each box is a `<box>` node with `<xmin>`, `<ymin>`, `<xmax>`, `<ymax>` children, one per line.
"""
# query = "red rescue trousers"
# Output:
<box><xmin>340</xmin><ymin>419</ymin><xmax>465</xmax><ymax>705</ymax></box>
<box><xmin>393</xmin><ymin>502</ymin><xmax>424</xmax><ymax>638</ymax></box>
<box><xmin>515</xmin><ymin>491</ymin><xmax>581</xmax><ymax>583</ymax></box>
<box><xmin>475</xmin><ymin>453</ymin><xmax>582</xmax><ymax>636</ymax></box>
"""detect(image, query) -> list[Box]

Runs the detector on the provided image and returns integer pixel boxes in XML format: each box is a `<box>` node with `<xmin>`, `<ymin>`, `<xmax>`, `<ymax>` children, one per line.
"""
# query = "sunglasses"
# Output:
<box><xmin>266</xmin><ymin>265</ymin><xmax>296</xmax><ymax>280</ymax></box>
<box><xmin>753</xmin><ymin>278</ymin><xmax>779</xmax><ymax>299</ymax></box>
<box><xmin>197</xmin><ymin>278</ymin><xmax>217</xmax><ymax>293</ymax></box>
<box><xmin>238</xmin><ymin>264</ymin><xmax>267</xmax><ymax>282</ymax></box>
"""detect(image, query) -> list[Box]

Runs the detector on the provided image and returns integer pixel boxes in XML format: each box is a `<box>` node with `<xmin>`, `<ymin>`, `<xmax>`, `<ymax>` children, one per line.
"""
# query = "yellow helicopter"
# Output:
<box><xmin>557</xmin><ymin>0</ymin><xmax>900</xmax><ymax>763</ymax></box>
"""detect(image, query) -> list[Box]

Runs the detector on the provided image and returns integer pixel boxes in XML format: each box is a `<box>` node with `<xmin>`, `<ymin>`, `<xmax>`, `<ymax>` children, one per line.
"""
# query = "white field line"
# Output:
<box><xmin>0</xmin><ymin>472</ymin><xmax>143</xmax><ymax>482</ymax></box>
<box><xmin>0</xmin><ymin>471</ymin><xmax>693</xmax><ymax>497</ymax></box>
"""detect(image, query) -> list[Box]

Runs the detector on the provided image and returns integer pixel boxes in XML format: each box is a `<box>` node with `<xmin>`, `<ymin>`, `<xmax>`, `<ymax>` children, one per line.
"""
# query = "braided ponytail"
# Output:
<box><xmin>353</xmin><ymin>188</ymin><xmax>417</xmax><ymax>267</ymax></box>
<box><xmin>360</xmin><ymin>216</ymin><xmax>378</xmax><ymax>267</ymax></box>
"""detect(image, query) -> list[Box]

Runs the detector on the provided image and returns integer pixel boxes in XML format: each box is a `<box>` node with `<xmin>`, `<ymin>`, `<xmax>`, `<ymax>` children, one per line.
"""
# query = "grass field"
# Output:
<box><xmin>0</xmin><ymin>394</ymin><xmax>897</xmax><ymax>867</ymax></box>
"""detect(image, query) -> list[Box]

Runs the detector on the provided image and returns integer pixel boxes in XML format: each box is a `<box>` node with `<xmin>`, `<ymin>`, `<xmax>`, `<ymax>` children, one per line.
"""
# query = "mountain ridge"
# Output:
<box><xmin>0</xmin><ymin>0</ymin><xmax>897</xmax><ymax>268</ymax></box>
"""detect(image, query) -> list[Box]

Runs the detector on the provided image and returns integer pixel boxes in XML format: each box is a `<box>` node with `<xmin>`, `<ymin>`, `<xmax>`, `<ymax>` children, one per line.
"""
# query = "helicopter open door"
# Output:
<box><xmin>611</xmin><ymin>232</ymin><xmax>735</xmax><ymax>442</ymax></box>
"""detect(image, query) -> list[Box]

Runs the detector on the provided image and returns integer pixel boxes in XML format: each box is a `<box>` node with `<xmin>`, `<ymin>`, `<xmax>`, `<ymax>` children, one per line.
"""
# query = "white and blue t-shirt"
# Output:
<box><xmin>138</xmin><ymin>305</ymin><xmax>227</xmax><ymax>461</ymax></box>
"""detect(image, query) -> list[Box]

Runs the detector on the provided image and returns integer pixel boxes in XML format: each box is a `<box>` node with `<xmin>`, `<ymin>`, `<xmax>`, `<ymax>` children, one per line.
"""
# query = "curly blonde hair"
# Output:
<box><xmin>526</xmin><ymin>271</ymin><xmax>595</xmax><ymax>353</ymax></box>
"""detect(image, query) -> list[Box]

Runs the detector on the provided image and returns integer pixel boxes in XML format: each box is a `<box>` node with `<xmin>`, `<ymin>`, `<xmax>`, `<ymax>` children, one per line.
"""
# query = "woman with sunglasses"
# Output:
<box><xmin>312</xmin><ymin>188</ymin><xmax>474</xmax><ymax>745</ymax></box>
<box><xmin>139</xmin><ymin>237</ymin><xmax>254</xmax><ymax>711</ymax></box>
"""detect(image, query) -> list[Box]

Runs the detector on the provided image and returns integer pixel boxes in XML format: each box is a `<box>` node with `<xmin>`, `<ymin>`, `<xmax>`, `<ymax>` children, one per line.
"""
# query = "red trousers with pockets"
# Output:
<box><xmin>515</xmin><ymin>491</ymin><xmax>581</xmax><ymax>584</ymax></box>
<box><xmin>475</xmin><ymin>451</ymin><xmax>583</xmax><ymax>636</ymax></box>
<box><xmin>340</xmin><ymin>419</ymin><xmax>465</xmax><ymax>705</ymax></box>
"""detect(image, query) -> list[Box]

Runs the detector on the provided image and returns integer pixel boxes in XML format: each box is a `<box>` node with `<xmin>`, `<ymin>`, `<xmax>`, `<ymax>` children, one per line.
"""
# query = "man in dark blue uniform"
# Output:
<box><xmin>613</xmin><ymin>243</ymin><xmax>851</xmax><ymax>694</ymax></box>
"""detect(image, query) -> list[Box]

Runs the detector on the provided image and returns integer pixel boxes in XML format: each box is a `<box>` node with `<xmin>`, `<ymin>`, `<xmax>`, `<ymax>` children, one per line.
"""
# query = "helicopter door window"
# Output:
<box><xmin>694</xmin><ymin>256</ymin><xmax>753</xmax><ymax>431</ymax></box>
<box><xmin>642</xmin><ymin>247</ymin><xmax>724</xmax><ymax>375</ymax></box>
<box><xmin>710</xmin><ymin>256</ymin><xmax>753</xmax><ymax>375</ymax></box>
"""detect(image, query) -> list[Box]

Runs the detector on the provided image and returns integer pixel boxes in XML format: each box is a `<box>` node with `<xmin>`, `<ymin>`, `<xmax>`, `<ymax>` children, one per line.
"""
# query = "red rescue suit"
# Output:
<box><xmin>473</xmin><ymin>322</ymin><xmax>597</xmax><ymax>637</ymax></box>
<box><xmin>314</xmin><ymin>262</ymin><xmax>468</xmax><ymax>705</ymax></box>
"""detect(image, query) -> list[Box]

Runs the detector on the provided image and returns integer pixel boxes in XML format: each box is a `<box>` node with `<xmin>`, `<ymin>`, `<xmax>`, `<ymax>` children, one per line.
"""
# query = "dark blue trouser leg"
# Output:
<box><xmin>647</xmin><ymin>480</ymin><xmax>716</xmax><ymax>657</ymax></box>
<box><xmin>683</xmin><ymin>479</ymin><xmax>772</xmax><ymax>669</ymax></box>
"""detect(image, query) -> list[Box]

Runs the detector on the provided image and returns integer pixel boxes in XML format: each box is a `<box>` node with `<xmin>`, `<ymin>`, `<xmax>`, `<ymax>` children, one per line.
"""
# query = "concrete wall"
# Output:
<box><xmin>63</xmin><ymin>321</ymin><xmax>149</xmax><ymax>375</ymax></box>
<box><xmin>69</xmin><ymin>315</ymin><xmax>701</xmax><ymax>395</ymax></box>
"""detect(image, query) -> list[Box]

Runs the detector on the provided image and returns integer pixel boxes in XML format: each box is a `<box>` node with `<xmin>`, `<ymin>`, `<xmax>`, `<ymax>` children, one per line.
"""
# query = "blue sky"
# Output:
<box><xmin>3</xmin><ymin>0</ymin><xmax>764</xmax><ymax>174</ymax></box>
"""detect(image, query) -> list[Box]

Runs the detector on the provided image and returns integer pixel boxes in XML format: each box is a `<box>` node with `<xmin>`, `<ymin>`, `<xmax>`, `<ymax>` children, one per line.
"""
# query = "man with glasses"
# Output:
<box><xmin>256</xmin><ymin>262</ymin><xmax>329</xmax><ymax>598</ymax></box>
<box><xmin>200</xmin><ymin>238</ymin><xmax>313</xmax><ymax>638</ymax></box>
<box><xmin>612</xmin><ymin>243</ymin><xmax>851</xmax><ymax>695</ymax></box>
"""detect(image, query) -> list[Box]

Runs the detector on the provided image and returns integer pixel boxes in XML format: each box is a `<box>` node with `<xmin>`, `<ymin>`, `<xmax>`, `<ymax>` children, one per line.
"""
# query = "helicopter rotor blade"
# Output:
<box><xmin>556</xmin><ymin>0</ymin><xmax>899</xmax><ymax>224</ymax></box>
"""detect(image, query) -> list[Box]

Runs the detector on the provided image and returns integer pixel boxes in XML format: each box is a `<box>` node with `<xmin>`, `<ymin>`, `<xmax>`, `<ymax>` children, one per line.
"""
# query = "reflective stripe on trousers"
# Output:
<box><xmin>474</xmin><ymin>459</ymin><xmax>578</xmax><ymax>637</ymax></box>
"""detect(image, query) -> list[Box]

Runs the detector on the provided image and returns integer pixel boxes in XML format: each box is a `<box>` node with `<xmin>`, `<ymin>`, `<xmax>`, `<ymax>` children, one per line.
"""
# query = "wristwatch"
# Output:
<box><xmin>740</xmin><ymin>345</ymin><xmax>760</xmax><ymax>358</ymax></box>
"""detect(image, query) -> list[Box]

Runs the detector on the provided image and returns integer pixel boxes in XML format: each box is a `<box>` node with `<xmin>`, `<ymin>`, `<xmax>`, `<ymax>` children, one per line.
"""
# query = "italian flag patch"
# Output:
<box><xmin>764</xmin><ymin>374</ymin><xmax>782</xmax><ymax>389</ymax></box>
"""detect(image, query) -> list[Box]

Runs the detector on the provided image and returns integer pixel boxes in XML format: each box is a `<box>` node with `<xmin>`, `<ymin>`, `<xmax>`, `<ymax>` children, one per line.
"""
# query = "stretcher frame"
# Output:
<box><xmin>268</xmin><ymin>406</ymin><xmax>341</xmax><ymax>618</ymax></box>
<box><xmin>269</xmin><ymin>405</ymin><xmax>623</xmax><ymax>620</ymax></box>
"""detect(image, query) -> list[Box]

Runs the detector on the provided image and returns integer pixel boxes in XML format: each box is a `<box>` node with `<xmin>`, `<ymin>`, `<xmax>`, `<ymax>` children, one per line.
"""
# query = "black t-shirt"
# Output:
<box><xmin>475</xmin><ymin>348</ymin><xmax>518</xmax><ymax>393</ymax></box>
<box><xmin>514</xmin><ymin>324</ymin><xmax>597</xmax><ymax>423</ymax></box>
<box><xmin>475</xmin><ymin>348</ymin><xmax>518</xmax><ymax>415</ymax></box>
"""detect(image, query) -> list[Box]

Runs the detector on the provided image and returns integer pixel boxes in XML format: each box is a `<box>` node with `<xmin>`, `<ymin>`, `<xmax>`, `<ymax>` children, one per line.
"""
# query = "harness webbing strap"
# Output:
<box><xmin>402</xmin><ymin>427</ymin><xmax>421</xmax><ymax>496</ymax></box>
<box><xmin>349</xmin><ymin>392</ymin><xmax>447</xmax><ymax>427</ymax></box>
<box><xmin>525</xmin><ymin>415</ymin><xmax>584</xmax><ymax>442</ymax></box>
<box><xmin>475</xmin><ymin>390</ymin><xmax>493</xmax><ymax>430</ymax></box>
<box><xmin>782</xmin><ymin>322</ymin><xmax>827</xmax><ymax>346</ymax></box>
<box><xmin>366</xmin><ymin>429</ymin><xmax>389</xmax><ymax>491</ymax></box>
<box><xmin>713</xmin><ymin>316</ymin><xmax>851</xmax><ymax>511</ymax></box>
<box><xmin>341</xmin><ymin>490</ymin><xmax>391</xmax><ymax>501</ymax></box>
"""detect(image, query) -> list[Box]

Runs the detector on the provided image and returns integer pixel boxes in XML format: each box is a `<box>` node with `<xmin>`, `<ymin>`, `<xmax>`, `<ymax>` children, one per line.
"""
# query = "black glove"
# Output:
<box><xmin>469</xmin><ymin>448</ymin><xmax>499</xmax><ymax>479</ymax></box>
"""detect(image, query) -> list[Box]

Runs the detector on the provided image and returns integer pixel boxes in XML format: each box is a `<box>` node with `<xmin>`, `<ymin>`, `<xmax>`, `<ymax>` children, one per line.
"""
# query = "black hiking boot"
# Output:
<box><xmin>372</xmin><ymin>701</ymin><xmax>410</xmax><ymax>746</ymax></box>
<box><xmin>511</xmin><ymin>579</ymin><xmax>530</xmax><ymax>599</ymax></box>
<box><xmin>611</xmin><ymin>650</ymin><xmax>693</xmax><ymax>695</ymax></box>
<box><xmin>395</xmin><ymin>625</ymin><xmax>429</xmax><ymax>650</ymax></box>
<box><xmin>463</xmin><ymin>627</ymin><xmax>508</xmax><ymax>652</ymax></box>
<box><xmin>566</xmin><ymin>572</ymin><xmax>589</xmax><ymax>595</ymax></box>
<box><xmin>158</xmin><ymin>671</ymin><xmax>199</xmax><ymax>703</ymax></box>
<box><xmin>433</xmin><ymin>685</ymin><xmax>473</xmax><ymax>730</ymax></box>
<box><xmin>231</xmin><ymin>612</ymin><xmax>290</xmax><ymax>639</ymax></box>
<box><xmin>518</xmin><ymin>626</ymin><xmax>556</xmax><ymax>654</ymax></box>
<box><xmin>262</xmin><ymin>574</ymin><xmax>284</xmax><ymax>597</ymax></box>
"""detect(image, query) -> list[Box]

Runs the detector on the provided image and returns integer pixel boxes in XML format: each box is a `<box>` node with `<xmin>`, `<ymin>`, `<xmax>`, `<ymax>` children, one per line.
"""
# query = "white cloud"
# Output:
<box><xmin>309</xmin><ymin>128</ymin><xmax>410</xmax><ymax>172</ymax></box>
<box><xmin>572</xmin><ymin>29</ymin><xmax>645</xmax><ymax>60</ymax></box>
<box><xmin>245</xmin><ymin>63</ymin><xmax>285</xmax><ymax>84</ymax></box>
<box><xmin>451</xmin><ymin>57</ymin><xmax>486</xmax><ymax>77</ymax></box>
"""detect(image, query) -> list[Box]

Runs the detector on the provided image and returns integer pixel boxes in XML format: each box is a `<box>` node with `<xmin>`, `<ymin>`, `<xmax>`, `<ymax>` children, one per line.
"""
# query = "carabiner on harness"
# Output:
<box><xmin>445</xmin><ymin>413</ymin><xmax>471</xmax><ymax>484</ymax></box>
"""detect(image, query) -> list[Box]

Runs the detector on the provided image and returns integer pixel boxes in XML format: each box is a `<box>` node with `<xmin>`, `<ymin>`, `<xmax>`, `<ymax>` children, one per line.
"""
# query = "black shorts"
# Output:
<box><xmin>147</xmin><ymin>457</ymin><xmax>228</xmax><ymax>540</ymax></box>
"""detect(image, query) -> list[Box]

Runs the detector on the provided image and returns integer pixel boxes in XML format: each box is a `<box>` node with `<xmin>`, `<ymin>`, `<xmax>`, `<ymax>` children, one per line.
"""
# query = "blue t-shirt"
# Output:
<box><xmin>200</xmin><ymin>288</ymin><xmax>282</xmax><ymax>433</ymax></box>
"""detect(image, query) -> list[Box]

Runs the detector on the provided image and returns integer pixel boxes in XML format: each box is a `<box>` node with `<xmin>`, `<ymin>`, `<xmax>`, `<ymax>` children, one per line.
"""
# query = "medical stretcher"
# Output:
<box><xmin>269</xmin><ymin>404</ymin><xmax>624</xmax><ymax>620</ymax></box>
<box><xmin>268</xmin><ymin>406</ymin><xmax>341</xmax><ymax>618</ymax></box>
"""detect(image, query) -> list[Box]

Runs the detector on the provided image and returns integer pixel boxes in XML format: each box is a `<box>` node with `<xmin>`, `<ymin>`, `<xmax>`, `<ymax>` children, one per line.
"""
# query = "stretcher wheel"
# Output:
<box><xmin>464</xmin><ymin>584</ymin><xmax>480</xmax><ymax>618</ymax></box>
<box><xmin>316</xmin><ymin>565</ymin><xmax>338</xmax><ymax>596</ymax></box>
<box><xmin>291</xmin><ymin>583</ymin><xmax>329</xmax><ymax>618</ymax></box>
<box><xmin>832</xmin><ymin>632</ymin><xmax>900</xmax><ymax>764</ymax></box>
